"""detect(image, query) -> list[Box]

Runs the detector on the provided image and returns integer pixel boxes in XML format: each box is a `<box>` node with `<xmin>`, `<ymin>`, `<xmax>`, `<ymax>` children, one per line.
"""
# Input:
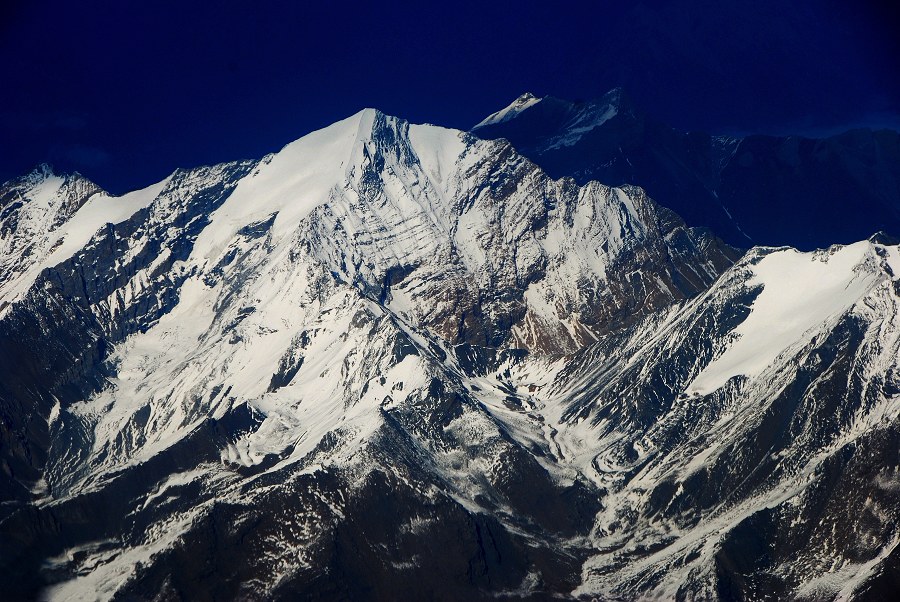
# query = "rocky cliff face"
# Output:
<box><xmin>0</xmin><ymin>108</ymin><xmax>896</xmax><ymax>601</ymax></box>
<box><xmin>473</xmin><ymin>89</ymin><xmax>900</xmax><ymax>250</ymax></box>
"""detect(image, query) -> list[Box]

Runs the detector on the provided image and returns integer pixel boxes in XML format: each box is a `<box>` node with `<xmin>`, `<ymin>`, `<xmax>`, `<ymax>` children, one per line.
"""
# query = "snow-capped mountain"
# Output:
<box><xmin>475</xmin><ymin>90</ymin><xmax>624</xmax><ymax>152</ymax></box>
<box><xmin>473</xmin><ymin>89</ymin><xmax>900</xmax><ymax>250</ymax></box>
<box><xmin>533</xmin><ymin>237</ymin><xmax>900</xmax><ymax>599</ymax></box>
<box><xmin>0</xmin><ymin>107</ymin><xmax>897</xmax><ymax>600</ymax></box>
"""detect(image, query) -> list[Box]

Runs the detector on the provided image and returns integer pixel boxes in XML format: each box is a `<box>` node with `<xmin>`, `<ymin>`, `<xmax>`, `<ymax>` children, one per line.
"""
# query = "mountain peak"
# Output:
<box><xmin>472</xmin><ymin>92</ymin><xmax>543</xmax><ymax>129</ymax></box>
<box><xmin>599</xmin><ymin>86</ymin><xmax>633</xmax><ymax>109</ymax></box>
<box><xmin>11</xmin><ymin>163</ymin><xmax>101</xmax><ymax>192</ymax></box>
<box><xmin>16</xmin><ymin>162</ymin><xmax>58</xmax><ymax>186</ymax></box>
<box><xmin>869</xmin><ymin>231</ymin><xmax>900</xmax><ymax>246</ymax></box>
<box><xmin>32</xmin><ymin>162</ymin><xmax>55</xmax><ymax>177</ymax></box>
<box><xmin>4</xmin><ymin>100</ymin><xmax>900</xmax><ymax>601</ymax></box>
<box><xmin>0</xmin><ymin>165</ymin><xmax>82</xmax><ymax>199</ymax></box>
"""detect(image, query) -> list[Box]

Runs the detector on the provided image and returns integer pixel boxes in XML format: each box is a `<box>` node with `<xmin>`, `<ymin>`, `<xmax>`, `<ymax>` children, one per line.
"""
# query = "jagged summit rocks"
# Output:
<box><xmin>0</xmin><ymin>107</ymin><xmax>897</xmax><ymax>600</ymax></box>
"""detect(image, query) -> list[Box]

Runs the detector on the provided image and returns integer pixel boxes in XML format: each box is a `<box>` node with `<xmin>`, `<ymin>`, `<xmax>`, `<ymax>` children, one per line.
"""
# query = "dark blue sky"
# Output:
<box><xmin>1</xmin><ymin>0</ymin><xmax>897</xmax><ymax>193</ymax></box>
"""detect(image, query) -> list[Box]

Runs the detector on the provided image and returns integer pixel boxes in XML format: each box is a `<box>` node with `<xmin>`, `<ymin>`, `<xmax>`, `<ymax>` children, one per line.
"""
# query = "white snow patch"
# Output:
<box><xmin>687</xmin><ymin>242</ymin><xmax>880</xmax><ymax>395</ymax></box>
<box><xmin>0</xmin><ymin>177</ymin><xmax>169</xmax><ymax>309</ymax></box>
<box><xmin>189</xmin><ymin>109</ymin><xmax>377</xmax><ymax>264</ymax></box>
<box><xmin>45</xmin><ymin>179</ymin><xmax>169</xmax><ymax>266</ymax></box>
<box><xmin>473</xmin><ymin>93</ymin><xmax>542</xmax><ymax>129</ymax></box>
<box><xmin>407</xmin><ymin>123</ymin><xmax>468</xmax><ymax>186</ymax></box>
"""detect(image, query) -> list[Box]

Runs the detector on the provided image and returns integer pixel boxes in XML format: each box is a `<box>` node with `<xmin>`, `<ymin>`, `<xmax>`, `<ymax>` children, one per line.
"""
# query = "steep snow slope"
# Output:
<box><xmin>495</xmin><ymin>239</ymin><xmax>900</xmax><ymax>599</ymax></box>
<box><xmin>0</xmin><ymin>109</ymin><xmax>735</xmax><ymax>599</ymax></box>
<box><xmin>688</xmin><ymin>242</ymin><xmax>883</xmax><ymax>394</ymax></box>
<box><xmin>0</xmin><ymin>167</ymin><xmax>98</xmax><ymax>308</ymax></box>
<box><xmin>473</xmin><ymin>92</ymin><xmax>542</xmax><ymax>129</ymax></box>
<box><xmin>24</xmin><ymin>104</ymin><xmax>727</xmax><ymax>488</ymax></box>
<box><xmin>0</xmin><ymin>107</ymin><xmax>897</xmax><ymax>601</ymax></box>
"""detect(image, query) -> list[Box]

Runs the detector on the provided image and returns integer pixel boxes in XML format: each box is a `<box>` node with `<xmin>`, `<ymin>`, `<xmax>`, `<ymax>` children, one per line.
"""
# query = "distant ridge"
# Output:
<box><xmin>472</xmin><ymin>88</ymin><xmax>900</xmax><ymax>250</ymax></box>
